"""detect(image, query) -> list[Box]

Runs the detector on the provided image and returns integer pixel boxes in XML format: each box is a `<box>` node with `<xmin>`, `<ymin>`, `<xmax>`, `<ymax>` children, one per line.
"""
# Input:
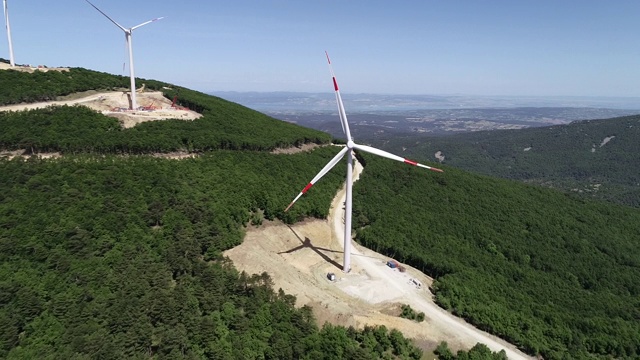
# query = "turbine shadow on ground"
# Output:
<box><xmin>281</xmin><ymin>225</ymin><xmax>343</xmax><ymax>270</ymax></box>
<box><xmin>282</xmin><ymin>225</ymin><xmax>384</xmax><ymax>269</ymax></box>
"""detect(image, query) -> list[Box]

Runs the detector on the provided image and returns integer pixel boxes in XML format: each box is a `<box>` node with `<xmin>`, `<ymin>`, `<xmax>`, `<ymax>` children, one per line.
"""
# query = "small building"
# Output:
<box><xmin>327</xmin><ymin>273</ymin><xmax>336</xmax><ymax>282</ymax></box>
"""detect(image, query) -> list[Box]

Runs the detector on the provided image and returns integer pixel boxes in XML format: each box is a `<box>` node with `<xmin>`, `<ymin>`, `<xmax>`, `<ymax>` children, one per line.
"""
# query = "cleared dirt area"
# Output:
<box><xmin>0</xmin><ymin>63</ymin><xmax>69</xmax><ymax>73</ymax></box>
<box><xmin>0</xmin><ymin>90</ymin><xmax>202</xmax><ymax>128</ymax></box>
<box><xmin>226</xmin><ymin>157</ymin><xmax>534</xmax><ymax>359</ymax></box>
<box><xmin>0</xmin><ymin>149</ymin><xmax>61</xmax><ymax>160</ymax></box>
<box><xmin>271</xmin><ymin>143</ymin><xmax>323</xmax><ymax>155</ymax></box>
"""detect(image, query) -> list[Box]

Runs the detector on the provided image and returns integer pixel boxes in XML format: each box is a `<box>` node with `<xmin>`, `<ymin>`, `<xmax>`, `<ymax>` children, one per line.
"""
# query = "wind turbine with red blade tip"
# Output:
<box><xmin>285</xmin><ymin>52</ymin><xmax>443</xmax><ymax>273</ymax></box>
<box><xmin>85</xmin><ymin>0</ymin><xmax>163</xmax><ymax>110</ymax></box>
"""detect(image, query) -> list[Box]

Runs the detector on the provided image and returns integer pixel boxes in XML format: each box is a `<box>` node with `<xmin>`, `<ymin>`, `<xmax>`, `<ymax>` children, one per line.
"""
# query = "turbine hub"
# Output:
<box><xmin>346</xmin><ymin>140</ymin><xmax>355</xmax><ymax>149</ymax></box>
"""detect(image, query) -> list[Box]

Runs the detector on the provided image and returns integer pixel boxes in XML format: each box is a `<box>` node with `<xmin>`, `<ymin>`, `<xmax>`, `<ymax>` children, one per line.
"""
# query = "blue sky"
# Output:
<box><xmin>3</xmin><ymin>1</ymin><xmax>640</xmax><ymax>97</ymax></box>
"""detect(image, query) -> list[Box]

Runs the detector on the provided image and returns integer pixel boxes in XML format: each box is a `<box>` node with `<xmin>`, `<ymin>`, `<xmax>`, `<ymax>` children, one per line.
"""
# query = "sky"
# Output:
<box><xmin>3</xmin><ymin>0</ymin><xmax>640</xmax><ymax>97</ymax></box>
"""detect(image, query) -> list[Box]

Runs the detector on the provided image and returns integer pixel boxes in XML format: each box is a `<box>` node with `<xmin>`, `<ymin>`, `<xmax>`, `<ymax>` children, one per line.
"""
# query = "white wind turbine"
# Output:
<box><xmin>3</xmin><ymin>0</ymin><xmax>14</xmax><ymax>66</ymax></box>
<box><xmin>285</xmin><ymin>52</ymin><xmax>443</xmax><ymax>273</ymax></box>
<box><xmin>85</xmin><ymin>0</ymin><xmax>163</xmax><ymax>110</ymax></box>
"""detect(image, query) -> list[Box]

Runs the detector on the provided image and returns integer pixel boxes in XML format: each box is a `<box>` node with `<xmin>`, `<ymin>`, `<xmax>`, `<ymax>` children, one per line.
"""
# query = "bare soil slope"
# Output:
<box><xmin>0</xmin><ymin>91</ymin><xmax>201</xmax><ymax>128</ymax></box>
<box><xmin>0</xmin><ymin>63</ymin><xmax>69</xmax><ymax>72</ymax></box>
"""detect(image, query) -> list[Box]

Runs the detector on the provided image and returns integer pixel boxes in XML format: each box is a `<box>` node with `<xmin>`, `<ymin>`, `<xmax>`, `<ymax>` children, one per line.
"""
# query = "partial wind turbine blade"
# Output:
<box><xmin>131</xmin><ymin>17</ymin><xmax>165</xmax><ymax>31</ymax></box>
<box><xmin>325</xmin><ymin>51</ymin><xmax>352</xmax><ymax>141</ymax></box>
<box><xmin>353</xmin><ymin>143</ymin><xmax>444</xmax><ymax>172</ymax></box>
<box><xmin>85</xmin><ymin>0</ymin><xmax>126</xmax><ymax>32</ymax></box>
<box><xmin>4</xmin><ymin>0</ymin><xmax>14</xmax><ymax>66</ymax></box>
<box><xmin>285</xmin><ymin>147</ymin><xmax>349</xmax><ymax>212</ymax></box>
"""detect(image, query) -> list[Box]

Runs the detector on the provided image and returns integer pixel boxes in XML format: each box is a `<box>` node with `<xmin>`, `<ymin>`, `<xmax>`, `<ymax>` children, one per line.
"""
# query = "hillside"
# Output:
<box><xmin>369</xmin><ymin>115</ymin><xmax>640</xmax><ymax>207</ymax></box>
<box><xmin>0</xmin><ymin>68</ymin><xmax>331</xmax><ymax>155</ymax></box>
<box><xmin>0</xmin><ymin>68</ymin><xmax>427</xmax><ymax>359</ymax></box>
<box><xmin>352</xmin><ymin>154</ymin><xmax>640</xmax><ymax>358</ymax></box>
<box><xmin>2</xmin><ymin>67</ymin><xmax>640</xmax><ymax>359</ymax></box>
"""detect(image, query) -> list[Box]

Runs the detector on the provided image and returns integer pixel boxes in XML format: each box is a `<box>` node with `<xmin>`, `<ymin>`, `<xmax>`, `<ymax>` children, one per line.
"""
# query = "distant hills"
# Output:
<box><xmin>217</xmin><ymin>91</ymin><xmax>640</xmax><ymax>208</ymax></box>
<box><xmin>369</xmin><ymin>115</ymin><xmax>640</xmax><ymax>208</ymax></box>
<box><xmin>211</xmin><ymin>91</ymin><xmax>640</xmax><ymax>139</ymax></box>
<box><xmin>211</xmin><ymin>91</ymin><xmax>640</xmax><ymax>112</ymax></box>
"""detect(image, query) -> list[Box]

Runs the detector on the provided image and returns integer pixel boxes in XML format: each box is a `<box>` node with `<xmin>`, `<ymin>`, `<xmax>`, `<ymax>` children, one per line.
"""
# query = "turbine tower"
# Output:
<box><xmin>3</xmin><ymin>0</ymin><xmax>14</xmax><ymax>66</ymax></box>
<box><xmin>85</xmin><ymin>0</ymin><xmax>163</xmax><ymax>110</ymax></box>
<box><xmin>285</xmin><ymin>52</ymin><xmax>443</xmax><ymax>273</ymax></box>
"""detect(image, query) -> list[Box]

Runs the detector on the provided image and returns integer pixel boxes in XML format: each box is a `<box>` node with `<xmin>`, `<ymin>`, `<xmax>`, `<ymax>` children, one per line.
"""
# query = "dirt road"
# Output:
<box><xmin>331</xmin><ymin>159</ymin><xmax>534</xmax><ymax>359</ymax></box>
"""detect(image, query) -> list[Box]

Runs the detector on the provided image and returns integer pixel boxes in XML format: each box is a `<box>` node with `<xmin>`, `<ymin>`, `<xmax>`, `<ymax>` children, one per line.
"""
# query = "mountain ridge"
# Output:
<box><xmin>1</xmin><ymin>66</ymin><xmax>639</xmax><ymax>359</ymax></box>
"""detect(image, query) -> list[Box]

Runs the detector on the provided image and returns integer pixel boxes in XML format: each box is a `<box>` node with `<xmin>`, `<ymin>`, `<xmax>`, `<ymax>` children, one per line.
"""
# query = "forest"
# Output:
<box><xmin>0</xmin><ymin>66</ymin><xmax>166</xmax><ymax>105</ymax></box>
<box><xmin>435</xmin><ymin>342</ymin><xmax>507</xmax><ymax>360</ymax></box>
<box><xmin>352</xmin><ymin>152</ymin><xmax>640</xmax><ymax>359</ymax></box>
<box><xmin>0</xmin><ymin>68</ymin><xmax>331</xmax><ymax>154</ymax></box>
<box><xmin>0</xmin><ymin>104</ymin><xmax>331</xmax><ymax>154</ymax></box>
<box><xmin>0</xmin><ymin>150</ymin><xmax>424</xmax><ymax>359</ymax></box>
<box><xmin>3</xmin><ymin>65</ymin><xmax>639</xmax><ymax>359</ymax></box>
<box><xmin>0</xmin><ymin>68</ymin><xmax>426</xmax><ymax>359</ymax></box>
<box><xmin>369</xmin><ymin>115</ymin><xmax>640</xmax><ymax>208</ymax></box>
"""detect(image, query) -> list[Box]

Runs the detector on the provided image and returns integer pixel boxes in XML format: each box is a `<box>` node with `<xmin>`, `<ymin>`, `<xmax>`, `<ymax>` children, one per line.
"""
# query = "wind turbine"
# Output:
<box><xmin>285</xmin><ymin>52</ymin><xmax>443</xmax><ymax>273</ymax></box>
<box><xmin>3</xmin><ymin>0</ymin><xmax>14</xmax><ymax>66</ymax></box>
<box><xmin>85</xmin><ymin>0</ymin><xmax>163</xmax><ymax>110</ymax></box>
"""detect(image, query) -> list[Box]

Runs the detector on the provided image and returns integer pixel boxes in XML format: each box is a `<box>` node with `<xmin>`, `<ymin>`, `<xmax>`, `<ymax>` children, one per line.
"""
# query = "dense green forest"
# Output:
<box><xmin>0</xmin><ymin>151</ymin><xmax>421</xmax><ymax>359</ymax></box>
<box><xmin>5</xmin><ymin>65</ymin><xmax>640</xmax><ymax>359</ymax></box>
<box><xmin>0</xmin><ymin>66</ymin><xmax>166</xmax><ymax>105</ymax></box>
<box><xmin>435</xmin><ymin>342</ymin><xmax>507</xmax><ymax>360</ymax></box>
<box><xmin>0</xmin><ymin>68</ymin><xmax>331</xmax><ymax>153</ymax></box>
<box><xmin>0</xmin><ymin>67</ymin><xmax>426</xmax><ymax>358</ymax></box>
<box><xmin>352</xmin><ymin>153</ymin><xmax>640</xmax><ymax>359</ymax></box>
<box><xmin>370</xmin><ymin>115</ymin><xmax>640</xmax><ymax>207</ymax></box>
<box><xmin>0</xmin><ymin>104</ymin><xmax>330</xmax><ymax>154</ymax></box>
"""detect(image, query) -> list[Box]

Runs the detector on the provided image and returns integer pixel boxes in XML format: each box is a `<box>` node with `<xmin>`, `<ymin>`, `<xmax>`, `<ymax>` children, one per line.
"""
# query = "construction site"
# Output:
<box><xmin>0</xmin><ymin>87</ymin><xmax>202</xmax><ymax>129</ymax></box>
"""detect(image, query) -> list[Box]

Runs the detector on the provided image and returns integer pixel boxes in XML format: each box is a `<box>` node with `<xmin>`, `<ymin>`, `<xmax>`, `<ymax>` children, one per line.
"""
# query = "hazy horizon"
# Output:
<box><xmin>210</xmin><ymin>91</ymin><xmax>640</xmax><ymax>112</ymax></box>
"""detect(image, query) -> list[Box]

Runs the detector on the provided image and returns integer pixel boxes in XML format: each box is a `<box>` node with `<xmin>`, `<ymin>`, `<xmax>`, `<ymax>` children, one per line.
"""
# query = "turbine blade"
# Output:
<box><xmin>85</xmin><ymin>0</ymin><xmax>127</xmax><ymax>32</ymax></box>
<box><xmin>325</xmin><ymin>51</ymin><xmax>353</xmax><ymax>141</ymax></box>
<box><xmin>285</xmin><ymin>147</ymin><xmax>349</xmax><ymax>212</ymax></box>
<box><xmin>131</xmin><ymin>17</ymin><xmax>165</xmax><ymax>31</ymax></box>
<box><xmin>353</xmin><ymin>143</ymin><xmax>444</xmax><ymax>172</ymax></box>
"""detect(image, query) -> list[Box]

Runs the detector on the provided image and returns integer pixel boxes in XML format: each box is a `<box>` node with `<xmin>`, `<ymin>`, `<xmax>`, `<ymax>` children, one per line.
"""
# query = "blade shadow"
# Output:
<box><xmin>280</xmin><ymin>225</ymin><xmax>342</xmax><ymax>270</ymax></box>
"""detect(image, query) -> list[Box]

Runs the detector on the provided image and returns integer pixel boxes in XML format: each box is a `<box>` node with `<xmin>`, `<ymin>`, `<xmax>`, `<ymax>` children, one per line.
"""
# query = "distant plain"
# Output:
<box><xmin>212</xmin><ymin>91</ymin><xmax>640</xmax><ymax>138</ymax></box>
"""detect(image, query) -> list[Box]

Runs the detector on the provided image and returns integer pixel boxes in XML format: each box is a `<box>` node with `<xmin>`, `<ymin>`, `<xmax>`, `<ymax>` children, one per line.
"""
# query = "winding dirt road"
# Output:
<box><xmin>330</xmin><ymin>158</ymin><xmax>533</xmax><ymax>359</ymax></box>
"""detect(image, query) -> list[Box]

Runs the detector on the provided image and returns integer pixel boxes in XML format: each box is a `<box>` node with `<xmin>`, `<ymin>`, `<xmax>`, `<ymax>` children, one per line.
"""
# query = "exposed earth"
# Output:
<box><xmin>225</xmin><ymin>157</ymin><xmax>533</xmax><ymax>359</ymax></box>
<box><xmin>0</xmin><ymin>90</ymin><xmax>201</xmax><ymax>128</ymax></box>
<box><xmin>0</xmin><ymin>62</ymin><xmax>69</xmax><ymax>73</ymax></box>
<box><xmin>0</xmin><ymin>89</ymin><xmax>202</xmax><ymax>159</ymax></box>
